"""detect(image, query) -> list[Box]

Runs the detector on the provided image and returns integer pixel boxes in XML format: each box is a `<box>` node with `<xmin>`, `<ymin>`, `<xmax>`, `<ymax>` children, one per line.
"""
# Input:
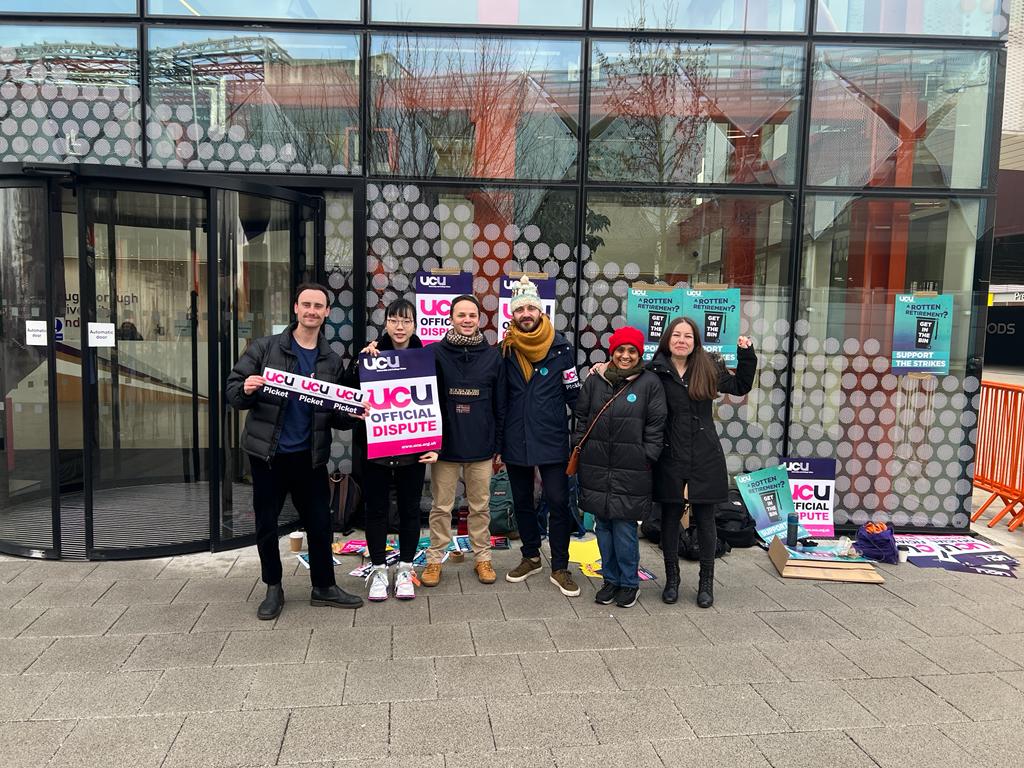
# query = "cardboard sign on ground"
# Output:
<box><xmin>768</xmin><ymin>537</ymin><xmax>884</xmax><ymax>584</ymax></box>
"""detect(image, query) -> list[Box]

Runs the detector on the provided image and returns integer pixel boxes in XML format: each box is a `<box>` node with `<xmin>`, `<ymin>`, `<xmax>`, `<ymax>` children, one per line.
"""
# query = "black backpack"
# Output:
<box><xmin>715</xmin><ymin>489</ymin><xmax>758</xmax><ymax>548</ymax></box>
<box><xmin>329</xmin><ymin>472</ymin><xmax>364</xmax><ymax>534</ymax></box>
<box><xmin>640</xmin><ymin>506</ymin><xmax>730</xmax><ymax>560</ymax></box>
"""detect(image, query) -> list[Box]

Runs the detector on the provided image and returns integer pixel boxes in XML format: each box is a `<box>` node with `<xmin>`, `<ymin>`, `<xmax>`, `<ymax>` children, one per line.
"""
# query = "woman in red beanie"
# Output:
<box><xmin>571</xmin><ymin>326</ymin><xmax>667</xmax><ymax>608</ymax></box>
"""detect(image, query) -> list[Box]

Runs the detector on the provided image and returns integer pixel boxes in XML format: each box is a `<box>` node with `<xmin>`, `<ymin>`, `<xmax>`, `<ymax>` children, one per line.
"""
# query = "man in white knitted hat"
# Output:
<box><xmin>499</xmin><ymin>275</ymin><xmax>583</xmax><ymax>596</ymax></box>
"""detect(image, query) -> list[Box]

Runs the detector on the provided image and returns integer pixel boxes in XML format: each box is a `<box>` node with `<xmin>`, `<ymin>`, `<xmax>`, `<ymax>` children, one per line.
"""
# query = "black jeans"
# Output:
<box><xmin>661</xmin><ymin>501</ymin><xmax>717</xmax><ymax>569</ymax></box>
<box><xmin>362</xmin><ymin>460</ymin><xmax>426</xmax><ymax>565</ymax></box>
<box><xmin>507</xmin><ymin>462</ymin><xmax>572</xmax><ymax>571</ymax></box>
<box><xmin>250</xmin><ymin>451</ymin><xmax>334</xmax><ymax>589</ymax></box>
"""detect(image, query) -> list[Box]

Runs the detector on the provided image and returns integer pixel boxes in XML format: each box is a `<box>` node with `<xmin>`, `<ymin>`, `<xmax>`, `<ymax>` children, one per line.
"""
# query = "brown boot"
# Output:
<box><xmin>420</xmin><ymin>563</ymin><xmax>442</xmax><ymax>587</ymax></box>
<box><xmin>475</xmin><ymin>560</ymin><xmax>497</xmax><ymax>584</ymax></box>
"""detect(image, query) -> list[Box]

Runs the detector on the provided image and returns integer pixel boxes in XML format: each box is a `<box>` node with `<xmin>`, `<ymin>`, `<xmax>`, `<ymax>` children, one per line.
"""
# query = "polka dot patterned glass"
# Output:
<box><xmin>323</xmin><ymin>191</ymin><xmax>356</xmax><ymax>473</ymax></box>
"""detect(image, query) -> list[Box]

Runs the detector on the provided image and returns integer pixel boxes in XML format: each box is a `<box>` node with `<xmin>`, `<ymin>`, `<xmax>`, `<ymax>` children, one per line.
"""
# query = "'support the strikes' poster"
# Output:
<box><xmin>414</xmin><ymin>272</ymin><xmax>473</xmax><ymax>346</ymax></box>
<box><xmin>359</xmin><ymin>349</ymin><xmax>443</xmax><ymax>459</ymax></box>
<box><xmin>683</xmin><ymin>288</ymin><xmax>741</xmax><ymax>366</ymax></box>
<box><xmin>261</xmin><ymin>368</ymin><xmax>367</xmax><ymax>416</ymax></box>
<box><xmin>626</xmin><ymin>286</ymin><xmax>686</xmax><ymax>360</ymax></box>
<box><xmin>498</xmin><ymin>276</ymin><xmax>557</xmax><ymax>340</ymax></box>
<box><xmin>781</xmin><ymin>457</ymin><xmax>836</xmax><ymax>538</ymax></box>
<box><xmin>891</xmin><ymin>293</ymin><xmax>954</xmax><ymax>375</ymax></box>
<box><xmin>736</xmin><ymin>465</ymin><xmax>807</xmax><ymax>543</ymax></box>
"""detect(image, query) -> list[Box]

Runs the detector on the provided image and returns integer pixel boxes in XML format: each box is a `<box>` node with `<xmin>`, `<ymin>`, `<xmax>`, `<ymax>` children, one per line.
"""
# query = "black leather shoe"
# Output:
<box><xmin>257</xmin><ymin>583</ymin><xmax>284</xmax><ymax>621</ymax></box>
<box><xmin>310</xmin><ymin>584</ymin><xmax>363</xmax><ymax>609</ymax></box>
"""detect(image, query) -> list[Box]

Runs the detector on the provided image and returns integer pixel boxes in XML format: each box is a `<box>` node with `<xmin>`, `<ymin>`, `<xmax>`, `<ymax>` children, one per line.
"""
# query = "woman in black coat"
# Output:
<box><xmin>649</xmin><ymin>316</ymin><xmax>757</xmax><ymax>608</ymax></box>
<box><xmin>573</xmin><ymin>326</ymin><xmax>667</xmax><ymax>608</ymax></box>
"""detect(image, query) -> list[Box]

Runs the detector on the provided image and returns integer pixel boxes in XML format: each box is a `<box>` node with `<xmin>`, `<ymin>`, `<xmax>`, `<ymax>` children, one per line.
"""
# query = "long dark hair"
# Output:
<box><xmin>656</xmin><ymin>316</ymin><xmax>720</xmax><ymax>401</ymax></box>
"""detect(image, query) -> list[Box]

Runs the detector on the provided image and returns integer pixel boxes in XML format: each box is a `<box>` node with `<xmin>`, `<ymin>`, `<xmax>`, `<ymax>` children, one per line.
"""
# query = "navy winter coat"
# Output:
<box><xmin>572</xmin><ymin>369</ymin><xmax>667</xmax><ymax>521</ymax></box>
<box><xmin>433</xmin><ymin>336</ymin><xmax>506</xmax><ymax>463</ymax></box>
<box><xmin>500</xmin><ymin>331</ymin><xmax>581</xmax><ymax>467</ymax></box>
<box><xmin>648</xmin><ymin>346</ymin><xmax>757</xmax><ymax>505</ymax></box>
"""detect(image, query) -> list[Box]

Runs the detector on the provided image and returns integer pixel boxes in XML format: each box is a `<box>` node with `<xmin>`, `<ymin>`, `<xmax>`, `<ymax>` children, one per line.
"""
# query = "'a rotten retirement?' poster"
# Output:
<box><xmin>359</xmin><ymin>349</ymin><xmax>443</xmax><ymax>459</ymax></box>
<box><xmin>683</xmin><ymin>288</ymin><xmax>741</xmax><ymax>365</ymax></box>
<box><xmin>891</xmin><ymin>293</ymin><xmax>954</xmax><ymax>375</ymax></box>
<box><xmin>414</xmin><ymin>272</ymin><xmax>473</xmax><ymax>346</ymax></box>
<box><xmin>626</xmin><ymin>286</ymin><xmax>686</xmax><ymax>360</ymax></box>
<box><xmin>498</xmin><ymin>276</ymin><xmax>556</xmax><ymax>340</ymax></box>
<box><xmin>736</xmin><ymin>465</ymin><xmax>806</xmax><ymax>543</ymax></box>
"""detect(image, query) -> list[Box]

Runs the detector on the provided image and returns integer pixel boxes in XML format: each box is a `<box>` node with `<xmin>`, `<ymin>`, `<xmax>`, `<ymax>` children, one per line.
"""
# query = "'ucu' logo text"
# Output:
<box><xmin>265</xmin><ymin>371</ymin><xmax>295</xmax><ymax>386</ymax></box>
<box><xmin>418</xmin><ymin>299</ymin><xmax>451</xmax><ymax>314</ymax></box>
<box><xmin>300</xmin><ymin>379</ymin><xmax>331</xmax><ymax>396</ymax></box>
<box><xmin>785</xmin><ymin>461</ymin><xmax>810</xmax><ymax>473</ymax></box>
<box><xmin>419</xmin><ymin>276</ymin><xmax>450</xmax><ymax>288</ymax></box>
<box><xmin>367</xmin><ymin>384</ymin><xmax>434</xmax><ymax>409</ymax></box>
<box><xmin>334</xmin><ymin>388</ymin><xmax>362</xmax><ymax>401</ymax></box>
<box><xmin>363</xmin><ymin>356</ymin><xmax>400</xmax><ymax>371</ymax></box>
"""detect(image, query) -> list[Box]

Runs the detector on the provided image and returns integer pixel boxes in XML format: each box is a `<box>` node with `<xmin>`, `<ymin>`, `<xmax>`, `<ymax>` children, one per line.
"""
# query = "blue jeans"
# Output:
<box><xmin>595</xmin><ymin>517</ymin><xmax>640</xmax><ymax>589</ymax></box>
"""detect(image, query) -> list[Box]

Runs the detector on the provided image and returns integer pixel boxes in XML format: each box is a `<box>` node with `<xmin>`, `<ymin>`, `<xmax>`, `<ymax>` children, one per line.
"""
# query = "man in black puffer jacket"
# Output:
<box><xmin>226</xmin><ymin>283</ymin><xmax>364</xmax><ymax>620</ymax></box>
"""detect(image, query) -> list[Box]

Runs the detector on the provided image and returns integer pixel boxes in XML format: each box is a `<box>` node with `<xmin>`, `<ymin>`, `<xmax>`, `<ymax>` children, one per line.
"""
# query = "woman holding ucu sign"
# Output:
<box><xmin>350</xmin><ymin>299</ymin><xmax>438</xmax><ymax>602</ymax></box>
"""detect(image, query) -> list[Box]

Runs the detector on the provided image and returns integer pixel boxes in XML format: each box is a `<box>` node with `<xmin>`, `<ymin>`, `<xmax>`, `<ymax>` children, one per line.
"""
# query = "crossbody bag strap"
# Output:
<box><xmin>575</xmin><ymin>383</ymin><xmax>630</xmax><ymax>453</ymax></box>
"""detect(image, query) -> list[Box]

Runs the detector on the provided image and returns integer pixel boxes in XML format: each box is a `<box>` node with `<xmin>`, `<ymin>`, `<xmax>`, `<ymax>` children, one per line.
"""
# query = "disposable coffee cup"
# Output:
<box><xmin>289</xmin><ymin>531</ymin><xmax>305</xmax><ymax>552</ymax></box>
<box><xmin>897</xmin><ymin>545</ymin><xmax>909</xmax><ymax>564</ymax></box>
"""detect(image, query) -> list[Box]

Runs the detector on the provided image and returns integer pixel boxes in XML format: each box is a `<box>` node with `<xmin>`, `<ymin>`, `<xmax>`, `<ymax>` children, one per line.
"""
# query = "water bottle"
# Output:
<box><xmin>786</xmin><ymin>513</ymin><xmax>799</xmax><ymax>547</ymax></box>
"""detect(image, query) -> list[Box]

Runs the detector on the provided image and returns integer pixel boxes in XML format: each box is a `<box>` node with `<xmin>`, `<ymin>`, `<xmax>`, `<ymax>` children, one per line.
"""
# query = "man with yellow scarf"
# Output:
<box><xmin>500</xmin><ymin>275</ymin><xmax>583</xmax><ymax>596</ymax></box>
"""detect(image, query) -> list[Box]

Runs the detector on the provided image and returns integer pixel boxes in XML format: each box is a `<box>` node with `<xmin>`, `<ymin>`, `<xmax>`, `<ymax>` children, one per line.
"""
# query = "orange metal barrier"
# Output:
<box><xmin>971</xmin><ymin>380</ymin><xmax>1024</xmax><ymax>531</ymax></box>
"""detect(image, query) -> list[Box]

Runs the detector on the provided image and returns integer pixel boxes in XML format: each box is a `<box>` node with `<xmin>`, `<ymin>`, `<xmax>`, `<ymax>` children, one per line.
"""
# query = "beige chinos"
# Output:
<box><xmin>427</xmin><ymin>459</ymin><xmax>492</xmax><ymax>563</ymax></box>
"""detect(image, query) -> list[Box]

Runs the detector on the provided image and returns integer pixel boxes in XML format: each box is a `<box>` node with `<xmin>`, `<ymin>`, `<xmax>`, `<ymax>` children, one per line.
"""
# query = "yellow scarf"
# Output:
<box><xmin>502</xmin><ymin>314</ymin><xmax>555</xmax><ymax>382</ymax></box>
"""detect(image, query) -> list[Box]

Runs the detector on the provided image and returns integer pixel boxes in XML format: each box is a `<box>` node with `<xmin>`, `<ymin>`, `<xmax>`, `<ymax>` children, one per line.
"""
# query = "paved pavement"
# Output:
<box><xmin>4</xmin><ymin>526</ymin><xmax>1024</xmax><ymax>768</ymax></box>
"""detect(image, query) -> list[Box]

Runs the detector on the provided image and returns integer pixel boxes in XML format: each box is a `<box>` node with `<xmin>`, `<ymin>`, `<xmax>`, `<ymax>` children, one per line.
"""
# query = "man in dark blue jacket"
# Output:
<box><xmin>421</xmin><ymin>295</ymin><xmax>506</xmax><ymax>588</ymax></box>
<box><xmin>500</xmin><ymin>276</ymin><xmax>582</xmax><ymax>596</ymax></box>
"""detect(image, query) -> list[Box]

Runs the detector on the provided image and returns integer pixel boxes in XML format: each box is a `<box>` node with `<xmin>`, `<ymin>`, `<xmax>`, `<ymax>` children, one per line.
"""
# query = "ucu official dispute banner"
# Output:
<box><xmin>414</xmin><ymin>272</ymin><xmax>473</xmax><ymax>345</ymax></box>
<box><xmin>359</xmin><ymin>349</ymin><xmax>443</xmax><ymax>459</ymax></box>
<box><xmin>261</xmin><ymin>368</ymin><xmax>367</xmax><ymax>415</ymax></box>
<box><xmin>498</xmin><ymin>276</ymin><xmax>556</xmax><ymax>340</ymax></box>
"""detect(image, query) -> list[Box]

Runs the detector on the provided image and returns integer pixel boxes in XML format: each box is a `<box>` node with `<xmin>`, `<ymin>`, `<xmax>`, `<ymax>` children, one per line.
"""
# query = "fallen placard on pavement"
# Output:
<box><xmin>894</xmin><ymin>534</ymin><xmax>1019</xmax><ymax>578</ymax></box>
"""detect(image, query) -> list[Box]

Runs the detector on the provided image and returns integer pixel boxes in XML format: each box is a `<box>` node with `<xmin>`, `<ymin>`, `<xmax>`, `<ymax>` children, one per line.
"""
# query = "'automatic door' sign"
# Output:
<box><xmin>262</xmin><ymin>368</ymin><xmax>367</xmax><ymax>416</ymax></box>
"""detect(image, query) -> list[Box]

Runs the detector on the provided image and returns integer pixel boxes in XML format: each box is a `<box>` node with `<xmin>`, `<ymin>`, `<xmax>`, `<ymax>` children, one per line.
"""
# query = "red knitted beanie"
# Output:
<box><xmin>608</xmin><ymin>326</ymin><xmax>645</xmax><ymax>354</ymax></box>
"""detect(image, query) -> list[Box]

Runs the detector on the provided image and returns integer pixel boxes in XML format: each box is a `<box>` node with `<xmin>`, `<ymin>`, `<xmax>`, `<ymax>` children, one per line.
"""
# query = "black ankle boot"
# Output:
<box><xmin>696</xmin><ymin>564</ymin><xmax>714</xmax><ymax>609</ymax></box>
<box><xmin>257</xmin><ymin>583</ymin><xmax>284</xmax><ymax>621</ymax></box>
<box><xmin>662</xmin><ymin>559</ymin><xmax>680</xmax><ymax>604</ymax></box>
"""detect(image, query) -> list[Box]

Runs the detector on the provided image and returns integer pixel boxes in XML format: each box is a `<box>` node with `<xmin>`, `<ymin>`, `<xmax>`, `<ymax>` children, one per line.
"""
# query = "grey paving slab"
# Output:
<box><xmin>940</xmin><ymin>720</ymin><xmax>1024</xmax><ymax>768</ymax></box>
<box><xmin>552</xmin><ymin>741</ymin><xmax>666</xmax><ymax>768</ymax></box>
<box><xmin>583</xmin><ymin>688</ymin><xmax>694</xmax><ymax>744</ymax></box>
<box><xmin>191</xmin><ymin>602</ymin><xmax>277</xmax><ymax>633</ymax></box>
<box><xmin>952</xmin><ymin>602</ymin><xmax>1024</xmax><ymax>634</ymax></box>
<box><xmin>519</xmin><ymin>650</ymin><xmax>618</xmax><ymax>694</ymax></box>
<box><xmin>0</xmin><ymin>582</ymin><xmax>39</xmax><ymax>608</ymax></box>
<box><xmin>752</xmin><ymin>731</ymin><xmax>877</xmax><ymax>768</ymax></box>
<box><xmin>544</xmin><ymin>617</ymin><xmax>633</xmax><ymax>651</ymax></box>
<box><xmin>343</xmin><ymin>657</ymin><xmax>436</xmax><ymax>704</ymax></box>
<box><xmin>668</xmin><ymin>684</ymin><xmax>790</xmax><ymax>737</ymax></box>
<box><xmin>83</xmin><ymin>558</ymin><xmax>171</xmax><ymax>581</ymax></box>
<box><xmin>11</xmin><ymin>562</ymin><xmax>98</xmax><ymax>584</ymax></box>
<box><xmin>690</xmin><ymin>612</ymin><xmax>784</xmax><ymax>646</ymax></box>
<box><xmin>887</xmin><ymin>605</ymin><xmax>997</xmax><ymax>637</ymax></box>
<box><xmin>216</xmin><ymin>628</ymin><xmax>311</xmax><ymax>666</ymax></box>
<box><xmin>840</xmin><ymin>676</ymin><xmax>969</xmax><ymax>726</ymax></box>
<box><xmin>944</xmin><ymin>577</ymin><xmax>1023</xmax><ymax>604</ymax></box>
<box><xmin>393</xmin><ymin>621</ymin><xmax>476</xmax><ymax>659</ymax></box>
<box><xmin>96</xmin><ymin>578</ymin><xmax>186</xmax><ymax>605</ymax></box>
<box><xmin>752</xmin><ymin>680</ymin><xmax>881</xmax><ymax>731</ymax></box>
<box><xmin>656</xmin><ymin>735</ymin><xmax>773</xmax><ymax>768</ymax></box>
<box><xmin>435</xmin><ymin>654</ymin><xmax>529</xmax><ymax>699</ymax></box>
<box><xmin>244</xmin><ymin>662</ymin><xmax>347</xmax><ymax>709</ymax></box>
<box><xmin>427</xmin><ymin>593</ymin><xmax>505</xmax><ymax>624</ymax></box>
<box><xmin>754</xmin><ymin>641</ymin><xmax>869</xmax><ymax>682</ymax></box>
<box><xmin>600</xmin><ymin>646</ymin><xmax>700</xmax><ymax>689</ymax></box>
<box><xmin>157</xmin><ymin>557</ymin><xmax>240</xmax><ymax>581</ymax></box>
<box><xmin>173</xmin><ymin>577</ymin><xmax>257</xmax><ymax>604</ymax></box>
<box><xmin>0</xmin><ymin>562</ymin><xmax>29</xmax><ymax>584</ymax></box>
<box><xmin>140</xmin><ymin>665</ymin><xmax>255</xmax><ymax>714</ymax></box>
<box><xmin>918</xmin><ymin>672</ymin><xmax>1024</xmax><ymax>722</ymax></box>
<box><xmin>390</xmin><ymin>696</ymin><xmax>495</xmax><ymax>754</ymax></box>
<box><xmin>615</xmin><ymin>614</ymin><xmax>711</xmax><ymax>649</ymax></box>
<box><xmin>0</xmin><ymin>720</ymin><xmax>76</xmax><ymax>768</ymax></box>
<box><xmin>123</xmin><ymin>631</ymin><xmax>227</xmax><ymax>670</ymax></box>
<box><xmin>274</xmin><ymin>602</ymin><xmax>358</xmax><ymax>631</ymax></box>
<box><xmin>703</xmin><ymin>585</ymin><xmax>786</xmax><ymax>614</ymax></box>
<box><xmin>498</xmin><ymin>592</ymin><xmax>577</xmax><ymax>620</ymax></box>
<box><xmin>14</xmin><ymin>580</ymin><xmax>113</xmax><ymax>608</ymax></box>
<box><xmin>686</xmin><ymin>643</ymin><xmax>788</xmax><ymax>685</ymax></box>
<box><xmin>470</xmin><ymin>619</ymin><xmax>556</xmax><ymax>655</ymax></box>
<box><xmin>47</xmin><ymin>714</ymin><xmax>184</xmax><ymax>768</ymax></box>
<box><xmin>818</xmin><ymin>583</ymin><xmax>911</xmax><ymax>610</ymax></box>
<box><xmin>976</xmin><ymin>632</ymin><xmax>1024</xmax><ymax>663</ymax></box>
<box><xmin>278</xmin><ymin>704</ymin><xmax>389</xmax><ymax>762</ymax></box>
<box><xmin>487</xmin><ymin>693</ymin><xmax>597</xmax><ymax>750</ymax></box>
<box><xmin>33</xmin><ymin>670</ymin><xmax>162</xmax><ymax>719</ymax></box>
<box><xmin>845</xmin><ymin>725</ymin><xmax>973</xmax><ymax>768</ymax></box>
<box><xmin>353</xmin><ymin>596</ymin><xmax>430</xmax><ymax>626</ymax></box>
<box><xmin>161</xmin><ymin>709</ymin><xmax>288</xmax><ymax>768</ymax></box>
<box><xmin>106</xmin><ymin>603</ymin><xmax>205</xmax><ymax>636</ymax></box>
<box><xmin>18</xmin><ymin>604</ymin><xmax>126</xmax><ymax>637</ymax></box>
<box><xmin>756</xmin><ymin>610</ymin><xmax>858</xmax><ymax>642</ymax></box>
<box><xmin>444</xmin><ymin>748</ymin><xmax>556</xmax><ymax>768</ymax></box>
<box><xmin>306</xmin><ymin>626</ymin><xmax>392</xmax><ymax>663</ymax></box>
<box><xmin>0</xmin><ymin>673</ymin><xmax>62</xmax><ymax>720</ymax></box>
<box><xmin>754</xmin><ymin>582</ymin><xmax>850</xmax><ymax>612</ymax></box>
<box><xmin>336</xmin><ymin>757</ymin><xmax>443</xmax><ymax>768</ymax></box>
<box><xmin>879</xmin><ymin>580</ymin><xmax>971</xmax><ymax>608</ymax></box>
<box><xmin>829</xmin><ymin>638</ymin><xmax>946</xmax><ymax>678</ymax></box>
<box><xmin>902</xmin><ymin>635</ymin><xmax>1021</xmax><ymax>674</ymax></box>
<box><xmin>997</xmin><ymin>669</ymin><xmax>1024</xmax><ymax>693</ymax></box>
<box><xmin>25</xmin><ymin>635</ymin><xmax>140</xmax><ymax>674</ymax></box>
<box><xmin>0</xmin><ymin>636</ymin><xmax>53</xmax><ymax>675</ymax></box>
<box><xmin>821</xmin><ymin>608</ymin><xmax>928</xmax><ymax>641</ymax></box>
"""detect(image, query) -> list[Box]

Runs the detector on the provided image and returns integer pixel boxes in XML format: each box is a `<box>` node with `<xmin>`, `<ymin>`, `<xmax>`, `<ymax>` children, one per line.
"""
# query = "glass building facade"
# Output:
<box><xmin>0</xmin><ymin>1</ymin><xmax>1009</xmax><ymax>558</ymax></box>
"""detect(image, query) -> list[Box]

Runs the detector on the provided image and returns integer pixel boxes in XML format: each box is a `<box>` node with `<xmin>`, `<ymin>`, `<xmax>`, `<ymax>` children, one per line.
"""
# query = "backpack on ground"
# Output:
<box><xmin>715</xmin><ymin>488</ymin><xmax>758</xmax><ymax>548</ymax></box>
<box><xmin>329</xmin><ymin>472</ymin><xmax>364</xmax><ymax>535</ymax></box>
<box><xmin>488</xmin><ymin>467</ymin><xmax>518</xmax><ymax>535</ymax></box>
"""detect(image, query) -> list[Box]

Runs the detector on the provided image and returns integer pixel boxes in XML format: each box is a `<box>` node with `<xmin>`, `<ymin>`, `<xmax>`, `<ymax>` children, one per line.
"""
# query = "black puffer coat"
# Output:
<box><xmin>571</xmin><ymin>369</ymin><xmax>667</xmax><ymax>521</ymax></box>
<box><xmin>649</xmin><ymin>346</ymin><xmax>757</xmax><ymax>505</ymax></box>
<box><xmin>225</xmin><ymin>323</ymin><xmax>356</xmax><ymax>467</ymax></box>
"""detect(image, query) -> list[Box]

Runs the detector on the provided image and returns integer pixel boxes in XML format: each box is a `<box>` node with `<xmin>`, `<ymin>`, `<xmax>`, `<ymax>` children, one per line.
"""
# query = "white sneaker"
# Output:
<box><xmin>365</xmin><ymin>564</ymin><xmax>389</xmax><ymax>602</ymax></box>
<box><xmin>394</xmin><ymin>562</ymin><xmax>416</xmax><ymax>601</ymax></box>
